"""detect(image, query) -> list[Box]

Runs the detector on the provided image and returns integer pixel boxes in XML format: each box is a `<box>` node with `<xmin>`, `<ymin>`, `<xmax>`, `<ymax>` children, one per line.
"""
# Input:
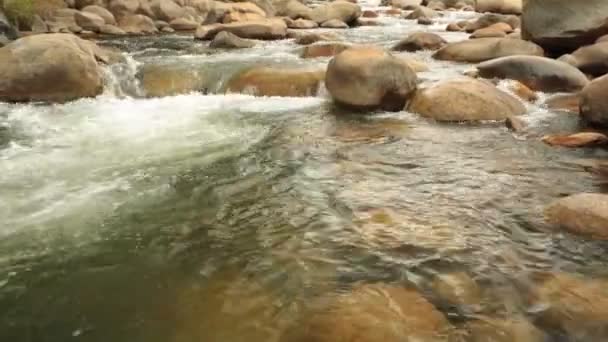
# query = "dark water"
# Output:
<box><xmin>2</xmin><ymin>5</ymin><xmax>608</xmax><ymax>342</ymax></box>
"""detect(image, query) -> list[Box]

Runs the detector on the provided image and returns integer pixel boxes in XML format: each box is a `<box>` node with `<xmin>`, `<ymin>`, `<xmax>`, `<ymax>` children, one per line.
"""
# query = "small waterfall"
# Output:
<box><xmin>102</xmin><ymin>54</ymin><xmax>144</xmax><ymax>98</ymax></box>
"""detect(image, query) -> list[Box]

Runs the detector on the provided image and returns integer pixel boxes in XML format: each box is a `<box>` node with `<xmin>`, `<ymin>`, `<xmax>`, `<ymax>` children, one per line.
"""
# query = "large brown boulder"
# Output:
<box><xmin>195</xmin><ymin>19</ymin><xmax>287</xmax><ymax>40</ymax></box>
<box><xmin>325</xmin><ymin>46</ymin><xmax>418</xmax><ymax>111</ymax></box>
<box><xmin>274</xmin><ymin>0</ymin><xmax>312</xmax><ymax>19</ymax></box>
<box><xmin>392</xmin><ymin>31</ymin><xmax>446</xmax><ymax>52</ymax></box>
<box><xmin>433</xmin><ymin>38</ymin><xmax>544</xmax><ymax>63</ymax></box>
<box><xmin>83</xmin><ymin>5</ymin><xmax>117</xmax><ymax>25</ymax></box>
<box><xmin>309</xmin><ymin>1</ymin><xmax>361</xmax><ymax>25</ymax></box>
<box><xmin>118</xmin><ymin>14</ymin><xmax>158</xmax><ymax>34</ymax></box>
<box><xmin>475</xmin><ymin>0</ymin><xmax>522</xmax><ymax>15</ymax></box>
<box><xmin>476</xmin><ymin>56</ymin><xmax>589</xmax><ymax>92</ymax></box>
<box><xmin>280</xmin><ymin>284</ymin><xmax>453</xmax><ymax>342</ymax></box>
<box><xmin>559</xmin><ymin>42</ymin><xmax>608</xmax><ymax>77</ymax></box>
<box><xmin>151</xmin><ymin>0</ymin><xmax>186</xmax><ymax>22</ymax></box>
<box><xmin>224</xmin><ymin>67</ymin><xmax>325</xmax><ymax>97</ymax></box>
<box><xmin>528</xmin><ymin>273</ymin><xmax>608</xmax><ymax>340</ymax></box>
<box><xmin>580</xmin><ymin>74</ymin><xmax>608</xmax><ymax>127</ymax></box>
<box><xmin>0</xmin><ymin>34</ymin><xmax>104</xmax><ymax>102</ymax></box>
<box><xmin>465</xmin><ymin>13</ymin><xmax>519</xmax><ymax>33</ymax></box>
<box><xmin>75</xmin><ymin>11</ymin><xmax>105</xmax><ymax>32</ymax></box>
<box><xmin>108</xmin><ymin>0</ymin><xmax>140</xmax><ymax>18</ymax></box>
<box><xmin>522</xmin><ymin>0</ymin><xmax>608</xmax><ymax>54</ymax></box>
<box><xmin>545</xmin><ymin>193</ymin><xmax>608</xmax><ymax>239</ymax></box>
<box><xmin>407</xmin><ymin>78</ymin><xmax>526</xmax><ymax>121</ymax></box>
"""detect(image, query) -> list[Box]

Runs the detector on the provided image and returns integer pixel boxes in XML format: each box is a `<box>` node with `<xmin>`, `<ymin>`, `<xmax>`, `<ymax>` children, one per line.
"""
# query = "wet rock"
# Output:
<box><xmin>383</xmin><ymin>0</ymin><xmax>422</xmax><ymax>9</ymax></box>
<box><xmin>431</xmin><ymin>272</ymin><xmax>481</xmax><ymax>309</ymax></box>
<box><xmin>465</xmin><ymin>13</ymin><xmax>519</xmax><ymax>33</ymax></box>
<box><xmin>195</xmin><ymin>19</ymin><xmax>287</xmax><ymax>40</ymax></box>
<box><xmin>362</xmin><ymin>10</ymin><xmax>378</xmax><ymax>18</ymax></box>
<box><xmin>408</xmin><ymin>78</ymin><xmax>526</xmax><ymax>121</ymax></box>
<box><xmin>427</xmin><ymin>0</ymin><xmax>446</xmax><ymax>10</ymax></box>
<box><xmin>476</xmin><ymin>56</ymin><xmax>589</xmax><ymax>93</ymax></box>
<box><xmin>446</xmin><ymin>22</ymin><xmax>464</xmax><ymax>32</ymax></box>
<box><xmin>155</xmin><ymin>20</ymin><xmax>170</xmax><ymax>29</ymax></box>
<box><xmin>139</xmin><ymin>63</ymin><xmax>210</xmax><ymax>96</ymax></box>
<box><xmin>417</xmin><ymin>17</ymin><xmax>433</xmax><ymax>25</ymax></box>
<box><xmin>505</xmin><ymin>80</ymin><xmax>538</xmax><ymax>102</ymax></box>
<box><xmin>506</xmin><ymin>115</ymin><xmax>527</xmax><ymax>132</ymax></box>
<box><xmin>285</xmin><ymin>18</ymin><xmax>317</xmax><ymax>29</ymax></box>
<box><xmin>545</xmin><ymin>193</ymin><xmax>608</xmax><ymax>239</ymax></box>
<box><xmin>209</xmin><ymin>30</ymin><xmax>256</xmax><ymax>48</ymax></box>
<box><xmin>466</xmin><ymin>317</ymin><xmax>546</xmax><ymax>342</ymax></box>
<box><xmin>475</xmin><ymin>0</ymin><xmax>522</xmax><ymax>15</ymax></box>
<box><xmin>433</xmin><ymin>38</ymin><xmax>544</xmax><ymax>63</ymax></box>
<box><xmin>280</xmin><ymin>284</ymin><xmax>453</xmax><ymax>342</ymax></box>
<box><xmin>100</xmin><ymin>24</ymin><xmax>127</xmax><ymax>35</ymax></box>
<box><xmin>83</xmin><ymin>5</ymin><xmax>117</xmax><ymax>25</ymax></box>
<box><xmin>404</xmin><ymin>6</ymin><xmax>439</xmax><ymax>20</ymax></box>
<box><xmin>225</xmin><ymin>66</ymin><xmax>324</xmax><ymax>97</ymax></box>
<box><xmin>151</xmin><ymin>0</ymin><xmax>186</xmax><ymax>22</ymax></box>
<box><xmin>399</xmin><ymin>56</ymin><xmax>429</xmax><ymax>72</ymax></box>
<box><xmin>170</xmin><ymin>17</ymin><xmax>198</xmax><ymax>30</ymax></box>
<box><xmin>118</xmin><ymin>14</ymin><xmax>158</xmax><ymax>34</ymax></box>
<box><xmin>294</xmin><ymin>32</ymin><xmax>340</xmax><ymax>45</ymax></box>
<box><xmin>275</xmin><ymin>0</ymin><xmax>312</xmax><ymax>19</ymax></box>
<box><xmin>558</xmin><ymin>42</ymin><xmax>608</xmax><ymax>77</ymax></box>
<box><xmin>75</xmin><ymin>11</ymin><xmax>105</xmax><ymax>32</ymax></box>
<box><xmin>544</xmin><ymin>93</ymin><xmax>580</xmax><ymax>114</ymax></box>
<box><xmin>0</xmin><ymin>33</ymin><xmax>104</xmax><ymax>102</ymax></box>
<box><xmin>161</xmin><ymin>26</ymin><xmax>175</xmax><ymax>33</ymax></box>
<box><xmin>321</xmin><ymin>19</ymin><xmax>348</xmax><ymax>29</ymax></box>
<box><xmin>301</xmin><ymin>42</ymin><xmax>351</xmax><ymax>58</ymax></box>
<box><xmin>528</xmin><ymin>272</ymin><xmax>608</xmax><ymax>339</ymax></box>
<box><xmin>580</xmin><ymin>74</ymin><xmax>608</xmax><ymax>127</ymax></box>
<box><xmin>542</xmin><ymin>132</ymin><xmax>608</xmax><ymax>148</ymax></box>
<box><xmin>326</xmin><ymin>46</ymin><xmax>418</xmax><ymax>111</ymax></box>
<box><xmin>392</xmin><ymin>32</ymin><xmax>446</xmax><ymax>52</ymax></box>
<box><xmin>522</xmin><ymin>0</ymin><xmax>608</xmax><ymax>54</ymax></box>
<box><xmin>383</xmin><ymin>8</ymin><xmax>402</xmax><ymax>16</ymax></box>
<box><xmin>309</xmin><ymin>1</ymin><xmax>361</xmax><ymax>26</ymax></box>
<box><xmin>470</xmin><ymin>27</ymin><xmax>507</xmax><ymax>39</ymax></box>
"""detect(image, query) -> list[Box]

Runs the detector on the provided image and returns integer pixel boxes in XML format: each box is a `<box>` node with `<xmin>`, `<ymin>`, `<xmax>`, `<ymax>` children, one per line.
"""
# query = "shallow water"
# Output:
<box><xmin>2</xmin><ymin>3</ymin><xmax>608</xmax><ymax>342</ymax></box>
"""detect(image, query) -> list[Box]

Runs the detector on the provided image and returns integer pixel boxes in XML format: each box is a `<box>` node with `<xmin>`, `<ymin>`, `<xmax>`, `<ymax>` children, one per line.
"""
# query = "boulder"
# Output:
<box><xmin>559</xmin><ymin>42</ymin><xmax>608</xmax><ymax>77</ymax></box>
<box><xmin>542</xmin><ymin>132</ymin><xmax>608</xmax><ymax>148</ymax></box>
<box><xmin>223</xmin><ymin>11</ymin><xmax>266</xmax><ymax>24</ymax></box>
<box><xmin>466</xmin><ymin>317</ymin><xmax>546</xmax><ymax>342</ymax></box>
<box><xmin>301</xmin><ymin>42</ymin><xmax>351</xmax><ymax>58</ymax></box>
<box><xmin>99</xmin><ymin>24</ymin><xmax>127</xmax><ymax>35</ymax></box>
<box><xmin>476</xmin><ymin>56</ymin><xmax>589</xmax><ymax>92</ymax></box>
<box><xmin>404</xmin><ymin>6</ymin><xmax>439</xmax><ymax>19</ymax></box>
<box><xmin>580</xmin><ymin>74</ymin><xmax>608</xmax><ymax>127</ymax></box>
<box><xmin>417</xmin><ymin>17</ymin><xmax>432</xmax><ymax>25</ymax></box>
<box><xmin>522</xmin><ymin>0</ymin><xmax>608</xmax><ymax>54</ymax></box>
<box><xmin>321</xmin><ymin>19</ymin><xmax>348</xmax><ymax>29</ymax></box>
<box><xmin>475</xmin><ymin>0</ymin><xmax>522</xmax><ymax>15</ymax></box>
<box><xmin>151</xmin><ymin>0</ymin><xmax>186</xmax><ymax>22</ymax></box>
<box><xmin>294</xmin><ymin>32</ymin><xmax>340</xmax><ymax>45</ymax></box>
<box><xmin>209</xmin><ymin>30</ymin><xmax>256</xmax><ymax>48</ymax></box>
<box><xmin>0</xmin><ymin>34</ymin><xmax>104</xmax><ymax>102</ymax></box>
<box><xmin>170</xmin><ymin>17</ymin><xmax>198</xmax><ymax>30</ymax></box>
<box><xmin>326</xmin><ymin>46</ymin><xmax>417</xmax><ymax>111</ymax></box>
<box><xmin>392</xmin><ymin>32</ymin><xmax>446</xmax><ymax>52</ymax></box>
<box><xmin>382</xmin><ymin>0</ymin><xmax>422</xmax><ymax>9</ymax></box>
<box><xmin>75</xmin><ymin>11</ymin><xmax>106</xmax><ymax>31</ymax></box>
<box><xmin>470</xmin><ymin>27</ymin><xmax>506</xmax><ymax>39</ymax></box>
<box><xmin>83</xmin><ymin>5</ymin><xmax>117</xmax><ymax>25</ymax></box>
<box><xmin>431</xmin><ymin>272</ymin><xmax>481</xmax><ymax>309</ymax></box>
<box><xmin>195</xmin><ymin>19</ymin><xmax>287</xmax><ymax>40</ymax></box>
<box><xmin>182</xmin><ymin>0</ymin><xmax>212</xmax><ymax>13</ymax></box>
<box><xmin>46</xmin><ymin>8</ymin><xmax>79</xmax><ymax>32</ymax></box>
<box><xmin>433</xmin><ymin>38</ymin><xmax>544</xmax><ymax>63</ymax></box>
<box><xmin>446</xmin><ymin>22</ymin><xmax>464</xmax><ymax>32</ymax></box>
<box><xmin>286</xmin><ymin>18</ymin><xmax>317</xmax><ymax>29</ymax></box>
<box><xmin>225</xmin><ymin>67</ymin><xmax>325</xmax><ymax>97</ymax></box>
<box><xmin>280</xmin><ymin>284</ymin><xmax>453</xmax><ymax>342</ymax></box>
<box><xmin>309</xmin><ymin>1</ymin><xmax>361</xmax><ymax>25</ymax></box>
<box><xmin>118</xmin><ymin>14</ymin><xmax>158</xmax><ymax>34</ymax></box>
<box><xmin>528</xmin><ymin>273</ymin><xmax>608</xmax><ymax>339</ymax></box>
<box><xmin>362</xmin><ymin>10</ymin><xmax>379</xmax><ymax>18</ymax></box>
<box><xmin>506</xmin><ymin>115</ymin><xmax>527</xmax><ymax>132</ymax></box>
<box><xmin>545</xmin><ymin>93</ymin><xmax>580</xmax><ymax>114</ymax></box>
<box><xmin>108</xmin><ymin>0</ymin><xmax>140</xmax><ymax>18</ymax></box>
<box><xmin>139</xmin><ymin>63</ymin><xmax>210</xmax><ymax>97</ymax></box>
<box><xmin>465</xmin><ymin>13</ymin><xmax>519</xmax><ymax>33</ymax></box>
<box><xmin>407</xmin><ymin>78</ymin><xmax>526</xmax><ymax>121</ymax></box>
<box><xmin>274</xmin><ymin>0</ymin><xmax>312</xmax><ymax>19</ymax></box>
<box><xmin>545</xmin><ymin>193</ymin><xmax>608</xmax><ymax>239</ymax></box>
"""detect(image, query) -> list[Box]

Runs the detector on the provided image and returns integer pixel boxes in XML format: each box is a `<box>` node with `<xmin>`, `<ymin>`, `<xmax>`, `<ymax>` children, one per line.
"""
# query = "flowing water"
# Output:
<box><xmin>2</xmin><ymin>3</ymin><xmax>608</xmax><ymax>342</ymax></box>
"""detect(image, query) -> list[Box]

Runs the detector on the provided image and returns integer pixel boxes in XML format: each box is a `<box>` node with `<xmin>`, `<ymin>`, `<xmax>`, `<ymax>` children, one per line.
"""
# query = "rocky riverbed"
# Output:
<box><xmin>1</xmin><ymin>0</ymin><xmax>608</xmax><ymax>341</ymax></box>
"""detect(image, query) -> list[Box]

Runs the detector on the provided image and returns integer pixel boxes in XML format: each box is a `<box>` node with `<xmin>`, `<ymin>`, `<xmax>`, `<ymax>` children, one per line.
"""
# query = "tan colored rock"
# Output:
<box><xmin>465</xmin><ymin>13</ymin><xmax>519</xmax><ymax>33</ymax></box>
<box><xmin>470</xmin><ymin>27</ymin><xmax>507</xmax><ymax>39</ymax></box>
<box><xmin>326</xmin><ymin>46</ymin><xmax>417</xmax><ymax>111</ymax></box>
<box><xmin>505</xmin><ymin>80</ymin><xmax>538</xmax><ymax>102</ymax></box>
<box><xmin>75</xmin><ymin>10</ymin><xmax>105</xmax><ymax>31</ymax></box>
<box><xmin>301</xmin><ymin>42</ymin><xmax>351</xmax><ymax>58</ymax></box>
<box><xmin>280</xmin><ymin>284</ymin><xmax>453</xmax><ymax>342</ymax></box>
<box><xmin>0</xmin><ymin>34</ymin><xmax>104</xmax><ymax>102</ymax></box>
<box><xmin>210</xmin><ymin>30</ymin><xmax>256</xmax><ymax>48</ymax></box>
<box><xmin>545</xmin><ymin>193</ymin><xmax>608</xmax><ymax>239</ymax></box>
<box><xmin>544</xmin><ymin>93</ymin><xmax>580</xmax><ymax>114</ymax></box>
<box><xmin>170</xmin><ymin>17</ymin><xmax>198</xmax><ymax>30</ymax></box>
<box><xmin>542</xmin><ymin>132</ymin><xmax>608</xmax><ymax>148</ymax></box>
<box><xmin>506</xmin><ymin>115</ymin><xmax>527</xmax><ymax>132</ymax></box>
<box><xmin>559</xmin><ymin>42</ymin><xmax>608</xmax><ymax>77</ymax></box>
<box><xmin>275</xmin><ymin>0</ymin><xmax>312</xmax><ymax>19</ymax></box>
<box><xmin>431</xmin><ymin>272</ymin><xmax>481</xmax><ymax>309</ymax></box>
<box><xmin>404</xmin><ymin>6</ymin><xmax>439</xmax><ymax>19</ymax></box>
<box><xmin>108</xmin><ymin>0</ymin><xmax>140</xmax><ymax>19</ymax></box>
<box><xmin>362</xmin><ymin>10</ymin><xmax>378</xmax><ymax>18</ymax></box>
<box><xmin>321</xmin><ymin>19</ymin><xmax>348</xmax><ymax>28</ymax></box>
<box><xmin>118</xmin><ymin>14</ymin><xmax>158</xmax><ymax>34</ymax></box>
<box><xmin>83</xmin><ymin>5</ymin><xmax>117</xmax><ymax>25</ymax></box>
<box><xmin>433</xmin><ymin>38</ymin><xmax>544</xmax><ymax>63</ymax></box>
<box><xmin>580</xmin><ymin>74</ymin><xmax>608</xmax><ymax>127</ymax></box>
<box><xmin>294</xmin><ymin>32</ymin><xmax>340</xmax><ymax>45</ymax></box>
<box><xmin>223</xmin><ymin>11</ymin><xmax>265</xmax><ymax>24</ymax></box>
<box><xmin>309</xmin><ymin>1</ymin><xmax>361</xmax><ymax>25</ymax></box>
<box><xmin>225</xmin><ymin>67</ymin><xmax>325</xmax><ymax>97</ymax></box>
<box><xmin>285</xmin><ymin>18</ymin><xmax>317</xmax><ymax>29</ymax></box>
<box><xmin>475</xmin><ymin>0</ymin><xmax>522</xmax><ymax>15</ymax></box>
<box><xmin>99</xmin><ymin>24</ymin><xmax>127</xmax><ymax>35</ymax></box>
<box><xmin>151</xmin><ymin>0</ymin><xmax>186</xmax><ymax>22</ymax></box>
<box><xmin>195</xmin><ymin>19</ymin><xmax>286</xmax><ymax>40</ymax></box>
<box><xmin>408</xmin><ymin>78</ymin><xmax>526</xmax><ymax>121</ymax></box>
<box><xmin>466</xmin><ymin>317</ymin><xmax>546</xmax><ymax>342</ymax></box>
<box><xmin>140</xmin><ymin>63</ymin><xmax>210</xmax><ymax>97</ymax></box>
<box><xmin>446</xmin><ymin>22</ymin><xmax>464</xmax><ymax>32</ymax></box>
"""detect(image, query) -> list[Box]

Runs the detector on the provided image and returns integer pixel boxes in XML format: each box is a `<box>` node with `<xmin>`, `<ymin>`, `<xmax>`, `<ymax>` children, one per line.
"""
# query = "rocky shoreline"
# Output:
<box><xmin>1</xmin><ymin>0</ymin><xmax>608</xmax><ymax>340</ymax></box>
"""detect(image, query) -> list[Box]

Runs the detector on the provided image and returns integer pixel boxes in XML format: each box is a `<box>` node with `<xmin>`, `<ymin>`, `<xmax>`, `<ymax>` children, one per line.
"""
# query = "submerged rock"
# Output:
<box><xmin>541</xmin><ymin>132</ymin><xmax>608</xmax><ymax>148</ymax></box>
<box><xmin>225</xmin><ymin>67</ymin><xmax>325</xmax><ymax>97</ymax></box>
<box><xmin>433</xmin><ymin>38</ymin><xmax>544</xmax><ymax>63</ymax></box>
<box><xmin>545</xmin><ymin>193</ymin><xmax>608</xmax><ymax>239</ymax></box>
<box><xmin>476</xmin><ymin>56</ymin><xmax>589</xmax><ymax>93</ymax></box>
<box><xmin>325</xmin><ymin>46</ymin><xmax>417</xmax><ymax>111</ymax></box>
<box><xmin>139</xmin><ymin>63</ymin><xmax>211</xmax><ymax>97</ymax></box>
<box><xmin>210</xmin><ymin>31</ymin><xmax>256</xmax><ymax>48</ymax></box>
<box><xmin>522</xmin><ymin>0</ymin><xmax>608</xmax><ymax>54</ymax></box>
<box><xmin>280</xmin><ymin>284</ymin><xmax>453</xmax><ymax>342</ymax></box>
<box><xmin>294</xmin><ymin>32</ymin><xmax>340</xmax><ymax>45</ymax></box>
<box><xmin>544</xmin><ymin>93</ymin><xmax>580</xmax><ymax>114</ymax></box>
<box><xmin>0</xmin><ymin>34</ymin><xmax>104</xmax><ymax>102</ymax></box>
<box><xmin>407</xmin><ymin>78</ymin><xmax>526</xmax><ymax>121</ymax></box>
<box><xmin>580</xmin><ymin>74</ymin><xmax>608</xmax><ymax>127</ymax></box>
<box><xmin>431</xmin><ymin>272</ymin><xmax>481</xmax><ymax>310</ymax></box>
